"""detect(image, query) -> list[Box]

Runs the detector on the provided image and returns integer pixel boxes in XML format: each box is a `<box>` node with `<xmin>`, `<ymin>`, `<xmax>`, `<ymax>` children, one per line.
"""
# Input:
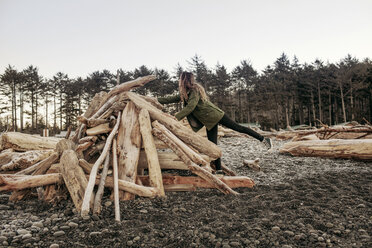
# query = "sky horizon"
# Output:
<box><xmin>1</xmin><ymin>0</ymin><xmax>371</xmax><ymax>79</ymax></box>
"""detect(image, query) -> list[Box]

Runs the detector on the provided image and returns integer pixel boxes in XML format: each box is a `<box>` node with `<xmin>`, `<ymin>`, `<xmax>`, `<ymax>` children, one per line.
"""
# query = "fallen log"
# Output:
<box><xmin>86</xmin><ymin>123</ymin><xmax>112</xmax><ymax>136</ymax></box>
<box><xmin>138</xmin><ymin>151</ymin><xmax>189</xmax><ymax>171</ymax></box>
<box><xmin>0</xmin><ymin>150</ymin><xmax>54</xmax><ymax>172</ymax></box>
<box><xmin>0</xmin><ymin>173</ymin><xmax>62</xmax><ymax>191</ymax></box>
<box><xmin>127</xmin><ymin>92</ymin><xmax>222</xmax><ymax>160</ymax></box>
<box><xmin>139</xmin><ymin>175</ymin><xmax>255</xmax><ymax>189</ymax></box>
<box><xmin>0</xmin><ymin>132</ymin><xmax>60</xmax><ymax>151</ymax></box>
<box><xmin>280</xmin><ymin>139</ymin><xmax>372</xmax><ymax>161</ymax></box>
<box><xmin>77</xmin><ymin>116</ymin><xmax>107</xmax><ymax>127</ymax></box>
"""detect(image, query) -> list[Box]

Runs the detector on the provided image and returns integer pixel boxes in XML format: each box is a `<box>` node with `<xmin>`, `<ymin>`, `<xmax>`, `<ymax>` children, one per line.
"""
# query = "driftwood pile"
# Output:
<box><xmin>0</xmin><ymin>75</ymin><xmax>254</xmax><ymax>220</ymax></box>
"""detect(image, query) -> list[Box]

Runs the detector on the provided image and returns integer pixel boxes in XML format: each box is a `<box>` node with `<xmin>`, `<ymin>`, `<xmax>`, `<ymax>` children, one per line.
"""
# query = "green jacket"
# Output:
<box><xmin>158</xmin><ymin>89</ymin><xmax>224</xmax><ymax>131</ymax></box>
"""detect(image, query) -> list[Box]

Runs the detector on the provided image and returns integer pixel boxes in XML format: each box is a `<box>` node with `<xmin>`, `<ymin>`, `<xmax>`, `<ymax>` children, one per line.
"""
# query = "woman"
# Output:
<box><xmin>158</xmin><ymin>71</ymin><xmax>272</xmax><ymax>172</ymax></box>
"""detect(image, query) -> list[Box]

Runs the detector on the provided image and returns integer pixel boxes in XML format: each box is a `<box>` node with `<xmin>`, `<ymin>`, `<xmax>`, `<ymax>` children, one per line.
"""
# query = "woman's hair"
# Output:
<box><xmin>179</xmin><ymin>71</ymin><xmax>208</xmax><ymax>102</ymax></box>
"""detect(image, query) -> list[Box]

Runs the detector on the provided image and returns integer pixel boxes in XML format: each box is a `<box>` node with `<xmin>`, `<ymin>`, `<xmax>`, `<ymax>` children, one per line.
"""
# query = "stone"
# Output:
<box><xmin>230</xmin><ymin>241</ymin><xmax>240</xmax><ymax>247</ymax></box>
<box><xmin>59</xmin><ymin>226</ymin><xmax>70</xmax><ymax>230</ymax></box>
<box><xmin>22</xmin><ymin>234</ymin><xmax>32</xmax><ymax>240</ymax></box>
<box><xmin>50</xmin><ymin>244</ymin><xmax>60</xmax><ymax>248</ymax></box>
<box><xmin>0</xmin><ymin>236</ymin><xmax>7</xmax><ymax>242</ymax></box>
<box><xmin>139</xmin><ymin>209</ymin><xmax>148</xmax><ymax>214</ymax></box>
<box><xmin>284</xmin><ymin>230</ymin><xmax>294</xmax><ymax>236</ymax></box>
<box><xmin>89</xmin><ymin>232</ymin><xmax>101</xmax><ymax>237</ymax></box>
<box><xmin>104</xmin><ymin>201</ymin><xmax>112</xmax><ymax>207</ymax></box>
<box><xmin>0</xmin><ymin>205</ymin><xmax>10</xmax><ymax>210</ymax></box>
<box><xmin>68</xmin><ymin>222</ymin><xmax>78</xmax><ymax>228</ymax></box>
<box><xmin>50</xmin><ymin>214</ymin><xmax>59</xmax><ymax>220</ymax></box>
<box><xmin>326</xmin><ymin>223</ymin><xmax>334</xmax><ymax>228</ymax></box>
<box><xmin>127</xmin><ymin>240</ymin><xmax>133</xmax><ymax>246</ymax></box>
<box><xmin>282</xmin><ymin>245</ymin><xmax>292</xmax><ymax>248</ymax></box>
<box><xmin>17</xmin><ymin>229</ymin><xmax>30</xmax><ymax>235</ymax></box>
<box><xmin>272</xmin><ymin>226</ymin><xmax>280</xmax><ymax>232</ymax></box>
<box><xmin>53</xmin><ymin>231</ymin><xmax>65</xmax><ymax>237</ymax></box>
<box><xmin>318</xmin><ymin>237</ymin><xmax>324</xmax><ymax>242</ymax></box>
<box><xmin>32</xmin><ymin>222</ymin><xmax>44</xmax><ymax>228</ymax></box>
<box><xmin>133</xmin><ymin>236</ymin><xmax>140</xmax><ymax>242</ymax></box>
<box><xmin>356</xmin><ymin>204</ymin><xmax>366</xmax><ymax>208</ymax></box>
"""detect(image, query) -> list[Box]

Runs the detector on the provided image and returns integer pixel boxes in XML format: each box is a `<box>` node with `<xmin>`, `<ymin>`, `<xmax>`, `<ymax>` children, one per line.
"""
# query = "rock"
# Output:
<box><xmin>272</xmin><ymin>226</ymin><xmax>280</xmax><ymax>232</ymax></box>
<box><xmin>92</xmin><ymin>215</ymin><xmax>100</xmax><ymax>221</ymax></box>
<box><xmin>104</xmin><ymin>201</ymin><xmax>112</xmax><ymax>207</ymax></box>
<box><xmin>16</xmin><ymin>229</ymin><xmax>30</xmax><ymax>235</ymax></box>
<box><xmin>53</xmin><ymin>231</ymin><xmax>65</xmax><ymax>237</ymax></box>
<box><xmin>282</xmin><ymin>245</ymin><xmax>292</xmax><ymax>248</ymax></box>
<box><xmin>3</xmin><ymin>241</ymin><xmax>9</xmax><ymax>246</ymax></box>
<box><xmin>68</xmin><ymin>222</ymin><xmax>78</xmax><ymax>228</ymax></box>
<box><xmin>22</xmin><ymin>234</ymin><xmax>32</xmax><ymax>240</ymax></box>
<box><xmin>318</xmin><ymin>237</ymin><xmax>324</xmax><ymax>242</ymax></box>
<box><xmin>30</xmin><ymin>216</ymin><xmax>39</xmax><ymax>221</ymax></box>
<box><xmin>50</xmin><ymin>214</ymin><xmax>59</xmax><ymax>220</ymax></box>
<box><xmin>356</xmin><ymin>204</ymin><xmax>366</xmax><ymax>208</ymax></box>
<box><xmin>32</xmin><ymin>222</ymin><xmax>44</xmax><ymax>228</ymax></box>
<box><xmin>89</xmin><ymin>232</ymin><xmax>101</xmax><ymax>237</ymax></box>
<box><xmin>0</xmin><ymin>205</ymin><xmax>10</xmax><ymax>210</ymax></box>
<box><xmin>59</xmin><ymin>226</ymin><xmax>70</xmax><ymax>230</ymax></box>
<box><xmin>133</xmin><ymin>236</ymin><xmax>140</xmax><ymax>242</ymax></box>
<box><xmin>230</xmin><ymin>241</ymin><xmax>240</xmax><ymax>247</ymax></box>
<box><xmin>284</xmin><ymin>230</ymin><xmax>294</xmax><ymax>236</ymax></box>
<box><xmin>139</xmin><ymin>209</ymin><xmax>148</xmax><ymax>214</ymax></box>
<box><xmin>0</xmin><ymin>236</ymin><xmax>7</xmax><ymax>242</ymax></box>
<box><xmin>127</xmin><ymin>240</ymin><xmax>133</xmax><ymax>246</ymax></box>
<box><xmin>326</xmin><ymin>223</ymin><xmax>334</xmax><ymax>228</ymax></box>
<box><xmin>50</xmin><ymin>244</ymin><xmax>59</xmax><ymax>248</ymax></box>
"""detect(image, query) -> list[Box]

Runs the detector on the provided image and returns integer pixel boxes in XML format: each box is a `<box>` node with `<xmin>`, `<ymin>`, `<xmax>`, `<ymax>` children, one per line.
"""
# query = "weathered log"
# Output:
<box><xmin>56</xmin><ymin>139</ymin><xmax>77</xmax><ymax>155</ymax></box>
<box><xmin>14</xmin><ymin>152</ymin><xmax>57</xmax><ymax>176</ymax></box>
<box><xmin>112</xmin><ymin>138</ymin><xmax>120</xmax><ymax>222</ymax></box>
<box><xmin>93</xmin><ymin>153</ymin><xmax>110</xmax><ymax>215</ymax></box>
<box><xmin>127</xmin><ymin>92</ymin><xmax>222</xmax><ymax>159</ymax></box>
<box><xmin>102</xmin><ymin>75</ymin><xmax>157</xmax><ymax>105</ymax></box>
<box><xmin>164</xmin><ymin>184</ymin><xmax>196</xmax><ymax>192</ymax></box>
<box><xmin>79</xmin><ymin>136</ymin><xmax>98</xmax><ymax>144</ymax></box>
<box><xmin>152</xmin><ymin>121</ymin><xmax>210</xmax><ymax>166</ymax></box>
<box><xmin>140</xmin><ymin>95</ymin><xmax>163</xmax><ymax>110</ymax></box>
<box><xmin>0</xmin><ymin>174</ymin><xmax>62</xmax><ymax>191</ymax></box>
<box><xmin>141</xmin><ymin>137</ymin><xmax>168</xmax><ymax>149</ymax></box>
<box><xmin>78</xmin><ymin>159</ymin><xmax>93</xmax><ymax>174</ymax></box>
<box><xmin>138</xmin><ymin>151</ymin><xmax>189</xmax><ymax>171</ymax></box>
<box><xmin>0</xmin><ymin>132</ymin><xmax>60</xmax><ymax>152</ymax></box>
<box><xmin>243</xmin><ymin>158</ymin><xmax>260</xmax><ymax>171</ymax></box>
<box><xmin>44</xmin><ymin>164</ymin><xmax>67</xmax><ymax>203</ymax></box>
<box><xmin>291</xmin><ymin>134</ymin><xmax>320</xmax><ymax>142</ymax></box>
<box><xmin>76</xmin><ymin>141</ymin><xmax>94</xmax><ymax>153</ymax></box>
<box><xmin>86</xmin><ymin>123</ymin><xmax>112</xmax><ymax>136</ymax></box>
<box><xmin>117</xmin><ymin>102</ymin><xmax>142</xmax><ymax>200</ymax></box>
<box><xmin>139</xmin><ymin>175</ymin><xmax>255</xmax><ymax>189</ymax></box>
<box><xmin>152</xmin><ymin>126</ymin><xmax>238</xmax><ymax>195</ymax></box>
<box><xmin>61</xmin><ymin>150</ymin><xmax>89</xmax><ymax>211</ymax></box>
<box><xmin>280</xmin><ymin>139</ymin><xmax>372</xmax><ymax>160</ymax></box>
<box><xmin>220</xmin><ymin>162</ymin><xmax>237</xmax><ymax>176</ymax></box>
<box><xmin>77</xmin><ymin>116</ymin><xmax>107</xmax><ymax>127</ymax></box>
<box><xmin>91</xmin><ymin>176</ymin><xmax>159</xmax><ymax>198</ymax></box>
<box><xmin>81</xmin><ymin>112</ymin><xmax>121</xmax><ymax>216</ymax></box>
<box><xmin>138</xmin><ymin>109</ymin><xmax>165</xmax><ymax>196</ymax></box>
<box><xmin>0</xmin><ymin>150</ymin><xmax>53</xmax><ymax>172</ymax></box>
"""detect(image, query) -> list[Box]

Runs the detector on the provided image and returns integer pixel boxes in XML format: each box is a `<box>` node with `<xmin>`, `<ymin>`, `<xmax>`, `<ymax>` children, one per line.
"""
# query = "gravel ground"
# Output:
<box><xmin>0</xmin><ymin>137</ymin><xmax>371</xmax><ymax>248</ymax></box>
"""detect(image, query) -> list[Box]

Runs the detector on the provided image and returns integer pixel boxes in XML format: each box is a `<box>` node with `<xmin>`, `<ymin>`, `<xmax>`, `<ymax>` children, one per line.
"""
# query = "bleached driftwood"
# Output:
<box><xmin>138</xmin><ymin>109</ymin><xmax>165</xmax><ymax>196</ymax></box>
<box><xmin>280</xmin><ymin>139</ymin><xmax>372</xmax><ymax>160</ymax></box>
<box><xmin>0</xmin><ymin>174</ymin><xmax>62</xmax><ymax>191</ymax></box>
<box><xmin>93</xmin><ymin>153</ymin><xmax>110</xmax><ymax>215</ymax></box>
<box><xmin>0</xmin><ymin>150</ymin><xmax>53</xmax><ymax>172</ymax></box>
<box><xmin>117</xmin><ymin>102</ymin><xmax>142</xmax><ymax>200</ymax></box>
<box><xmin>243</xmin><ymin>158</ymin><xmax>260</xmax><ymax>171</ymax></box>
<box><xmin>86</xmin><ymin>123</ymin><xmax>112</xmax><ymax>136</ymax></box>
<box><xmin>112</xmin><ymin>138</ymin><xmax>120</xmax><ymax>222</ymax></box>
<box><xmin>81</xmin><ymin>112</ymin><xmax>121</xmax><ymax>216</ymax></box>
<box><xmin>61</xmin><ymin>150</ymin><xmax>90</xmax><ymax>211</ymax></box>
<box><xmin>0</xmin><ymin>132</ymin><xmax>60</xmax><ymax>151</ymax></box>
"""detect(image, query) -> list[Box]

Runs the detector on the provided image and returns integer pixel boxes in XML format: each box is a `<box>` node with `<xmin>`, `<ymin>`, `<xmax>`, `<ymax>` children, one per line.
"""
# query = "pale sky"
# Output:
<box><xmin>1</xmin><ymin>0</ymin><xmax>371</xmax><ymax>78</ymax></box>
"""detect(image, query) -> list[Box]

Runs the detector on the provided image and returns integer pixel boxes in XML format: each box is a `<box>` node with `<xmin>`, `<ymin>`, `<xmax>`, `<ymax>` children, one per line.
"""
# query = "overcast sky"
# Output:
<box><xmin>1</xmin><ymin>0</ymin><xmax>371</xmax><ymax>78</ymax></box>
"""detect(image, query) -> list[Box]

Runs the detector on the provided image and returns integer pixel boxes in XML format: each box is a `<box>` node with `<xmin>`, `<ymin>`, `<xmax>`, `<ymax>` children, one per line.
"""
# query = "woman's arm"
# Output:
<box><xmin>157</xmin><ymin>94</ymin><xmax>181</xmax><ymax>104</ymax></box>
<box><xmin>175</xmin><ymin>90</ymin><xmax>200</xmax><ymax>121</ymax></box>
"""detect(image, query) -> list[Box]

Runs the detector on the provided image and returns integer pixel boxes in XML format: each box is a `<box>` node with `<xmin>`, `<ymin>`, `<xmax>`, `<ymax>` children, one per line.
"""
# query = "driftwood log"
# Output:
<box><xmin>280</xmin><ymin>139</ymin><xmax>372</xmax><ymax>160</ymax></box>
<box><xmin>0</xmin><ymin>132</ymin><xmax>60</xmax><ymax>151</ymax></box>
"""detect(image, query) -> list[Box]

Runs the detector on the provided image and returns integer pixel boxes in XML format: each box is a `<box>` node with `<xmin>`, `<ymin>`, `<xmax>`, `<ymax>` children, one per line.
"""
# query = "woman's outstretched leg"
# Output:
<box><xmin>218</xmin><ymin>114</ymin><xmax>272</xmax><ymax>149</ymax></box>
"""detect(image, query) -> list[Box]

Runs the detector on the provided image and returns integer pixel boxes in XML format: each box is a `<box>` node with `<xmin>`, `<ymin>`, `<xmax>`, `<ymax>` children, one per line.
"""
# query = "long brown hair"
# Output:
<box><xmin>179</xmin><ymin>71</ymin><xmax>208</xmax><ymax>103</ymax></box>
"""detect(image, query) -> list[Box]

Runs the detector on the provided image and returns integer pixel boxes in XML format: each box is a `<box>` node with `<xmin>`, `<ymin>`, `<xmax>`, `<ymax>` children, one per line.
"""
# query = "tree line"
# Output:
<box><xmin>1</xmin><ymin>53</ymin><xmax>371</xmax><ymax>134</ymax></box>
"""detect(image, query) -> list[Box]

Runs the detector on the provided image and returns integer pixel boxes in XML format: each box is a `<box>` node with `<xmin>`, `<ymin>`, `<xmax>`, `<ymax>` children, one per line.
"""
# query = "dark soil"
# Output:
<box><xmin>1</xmin><ymin>137</ymin><xmax>371</xmax><ymax>248</ymax></box>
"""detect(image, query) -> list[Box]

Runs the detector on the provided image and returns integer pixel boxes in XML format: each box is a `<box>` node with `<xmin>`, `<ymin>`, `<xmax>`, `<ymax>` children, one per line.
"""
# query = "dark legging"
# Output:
<box><xmin>207</xmin><ymin>114</ymin><xmax>264</xmax><ymax>170</ymax></box>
